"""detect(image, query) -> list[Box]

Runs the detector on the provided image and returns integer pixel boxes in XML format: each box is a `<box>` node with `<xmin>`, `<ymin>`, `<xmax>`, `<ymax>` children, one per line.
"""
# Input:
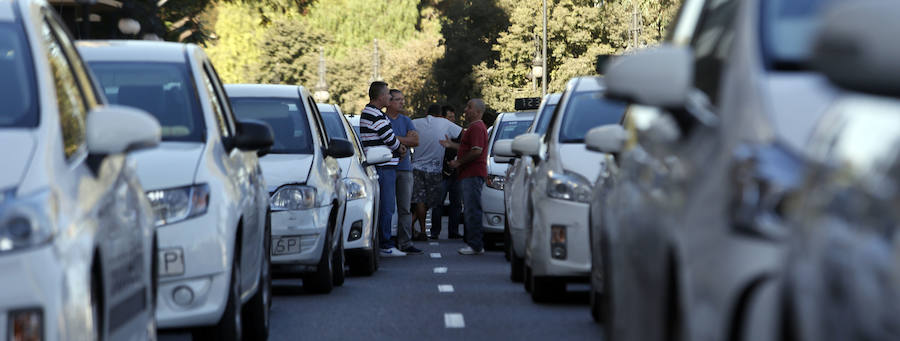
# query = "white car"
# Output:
<box><xmin>226</xmin><ymin>84</ymin><xmax>354</xmax><ymax>294</ymax></box>
<box><xmin>1</xmin><ymin>1</ymin><xmax>161</xmax><ymax>339</ymax></box>
<box><xmin>318</xmin><ymin>104</ymin><xmax>391</xmax><ymax>276</ymax></box>
<box><xmin>481</xmin><ymin>111</ymin><xmax>535</xmax><ymax>244</ymax></box>
<box><xmin>499</xmin><ymin>93</ymin><xmax>560</xmax><ymax>282</ymax></box>
<box><xmin>79</xmin><ymin>41</ymin><xmax>273</xmax><ymax>340</ymax></box>
<box><xmin>511</xmin><ymin>77</ymin><xmax>627</xmax><ymax>302</ymax></box>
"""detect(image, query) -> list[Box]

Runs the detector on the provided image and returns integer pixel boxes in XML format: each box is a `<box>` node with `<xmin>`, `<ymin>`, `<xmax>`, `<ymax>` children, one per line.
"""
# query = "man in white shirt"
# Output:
<box><xmin>411</xmin><ymin>104</ymin><xmax>463</xmax><ymax>239</ymax></box>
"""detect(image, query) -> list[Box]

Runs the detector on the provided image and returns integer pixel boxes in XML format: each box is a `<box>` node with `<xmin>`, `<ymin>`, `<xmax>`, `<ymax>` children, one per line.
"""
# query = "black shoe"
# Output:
<box><xmin>400</xmin><ymin>246</ymin><xmax>424</xmax><ymax>255</ymax></box>
<box><xmin>448</xmin><ymin>234</ymin><xmax>463</xmax><ymax>239</ymax></box>
<box><xmin>413</xmin><ymin>233</ymin><xmax>428</xmax><ymax>242</ymax></box>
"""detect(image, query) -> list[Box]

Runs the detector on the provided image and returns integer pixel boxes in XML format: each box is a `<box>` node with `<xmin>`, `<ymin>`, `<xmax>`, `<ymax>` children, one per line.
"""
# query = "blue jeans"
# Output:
<box><xmin>432</xmin><ymin>177</ymin><xmax>462</xmax><ymax>237</ymax></box>
<box><xmin>460</xmin><ymin>176</ymin><xmax>484</xmax><ymax>251</ymax></box>
<box><xmin>376</xmin><ymin>167</ymin><xmax>397</xmax><ymax>249</ymax></box>
<box><xmin>395</xmin><ymin>170</ymin><xmax>414</xmax><ymax>249</ymax></box>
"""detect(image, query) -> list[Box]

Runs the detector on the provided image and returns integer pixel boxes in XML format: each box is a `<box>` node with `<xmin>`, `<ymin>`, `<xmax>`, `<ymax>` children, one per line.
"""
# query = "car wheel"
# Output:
<box><xmin>332</xmin><ymin>236</ymin><xmax>345</xmax><ymax>286</ymax></box>
<box><xmin>531</xmin><ymin>274</ymin><xmax>564</xmax><ymax>303</ymax></box>
<box><xmin>242</xmin><ymin>212</ymin><xmax>271</xmax><ymax>340</ymax></box>
<box><xmin>193</xmin><ymin>258</ymin><xmax>242</xmax><ymax>341</ymax></box>
<box><xmin>304</xmin><ymin>234</ymin><xmax>334</xmax><ymax>294</ymax></box>
<box><xmin>510</xmin><ymin>250</ymin><xmax>525</xmax><ymax>283</ymax></box>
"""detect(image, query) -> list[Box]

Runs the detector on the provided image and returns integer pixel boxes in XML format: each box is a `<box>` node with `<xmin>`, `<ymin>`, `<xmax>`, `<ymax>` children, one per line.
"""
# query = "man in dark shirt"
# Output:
<box><xmin>430</xmin><ymin>105</ymin><xmax>463</xmax><ymax>239</ymax></box>
<box><xmin>441</xmin><ymin>99</ymin><xmax>489</xmax><ymax>255</ymax></box>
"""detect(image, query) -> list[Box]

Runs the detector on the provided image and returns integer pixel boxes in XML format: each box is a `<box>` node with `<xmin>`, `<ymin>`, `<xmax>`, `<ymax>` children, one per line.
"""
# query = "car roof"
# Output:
<box><xmin>316</xmin><ymin>103</ymin><xmax>340</xmax><ymax>113</ymax></box>
<box><xmin>568</xmin><ymin>76</ymin><xmax>605</xmax><ymax>92</ymax></box>
<box><xmin>496</xmin><ymin>111</ymin><xmax>536</xmax><ymax>122</ymax></box>
<box><xmin>224</xmin><ymin>84</ymin><xmax>306</xmax><ymax>99</ymax></box>
<box><xmin>544</xmin><ymin>93</ymin><xmax>563</xmax><ymax>105</ymax></box>
<box><xmin>76</xmin><ymin>40</ymin><xmax>190</xmax><ymax>63</ymax></box>
<box><xmin>0</xmin><ymin>1</ymin><xmax>15</xmax><ymax>22</ymax></box>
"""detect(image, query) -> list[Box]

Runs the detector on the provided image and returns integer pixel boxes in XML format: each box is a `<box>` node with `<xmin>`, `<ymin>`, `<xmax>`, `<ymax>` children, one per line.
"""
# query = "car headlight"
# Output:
<box><xmin>343</xmin><ymin>178</ymin><xmax>367</xmax><ymax>201</ymax></box>
<box><xmin>271</xmin><ymin>185</ymin><xmax>317</xmax><ymax>211</ymax></box>
<box><xmin>487</xmin><ymin>175</ymin><xmax>505</xmax><ymax>190</ymax></box>
<box><xmin>146</xmin><ymin>184</ymin><xmax>210</xmax><ymax>227</ymax></box>
<box><xmin>546</xmin><ymin>170</ymin><xmax>592</xmax><ymax>203</ymax></box>
<box><xmin>0</xmin><ymin>189</ymin><xmax>56</xmax><ymax>253</ymax></box>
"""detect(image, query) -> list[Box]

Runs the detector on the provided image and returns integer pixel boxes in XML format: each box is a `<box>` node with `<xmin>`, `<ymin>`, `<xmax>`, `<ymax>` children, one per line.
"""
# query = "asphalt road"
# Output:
<box><xmin>161</xmin><ymin>217</ymin><xmax>603</xmax><ymax>340</ymax></box>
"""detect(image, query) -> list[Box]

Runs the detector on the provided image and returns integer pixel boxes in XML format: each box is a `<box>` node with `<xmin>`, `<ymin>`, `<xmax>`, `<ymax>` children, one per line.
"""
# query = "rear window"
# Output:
<box><xmin>558</xmin><ymin>91</ymin><xmax>626</xmax><ymax>143</ymax></box>
<box><xmin>89</xmin><ymin>62</ymin><xmax>205</xmax><ymax>141</ymax></box>
<box><xmin>229</xmin><ymin>97</ymin><xmax>314</xmax><ymax>154</ymax></box>
<box><xmin>0</xmin><ymin>23</ymin><xmax>38</xmax><ymax>127</ymax></box>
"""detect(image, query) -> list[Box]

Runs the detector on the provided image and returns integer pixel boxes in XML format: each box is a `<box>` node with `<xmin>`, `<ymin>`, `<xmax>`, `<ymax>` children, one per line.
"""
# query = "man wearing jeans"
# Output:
<box><xmin>360</xmin><ymin>81</ymin><xmax>408</xmax><ymax>257</ymax></box>
<box><xmin>441</xmin><ymin>99</ymin><xmax>489</xmax><ymax>255</ymax></box>
<box><xmin>385</xmin><ymin>89</ymin><xmax>421</xmax><ymax>254</ymax></box>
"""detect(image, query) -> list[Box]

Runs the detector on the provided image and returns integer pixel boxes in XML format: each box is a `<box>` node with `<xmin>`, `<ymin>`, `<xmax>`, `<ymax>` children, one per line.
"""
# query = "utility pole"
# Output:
<box><xmin>541</xmin><ymin>0</ymin><xmax>548</xmax><ymax>97</ymax></box>
<box><xmin>629</xmin><ymin>0</ymin><xmax>643</xmax><ymax>50</ymax></box>
<box><xmin>371</xmin><ymin>39</ymin><xmax>382</xmax><ymax>82</ymax></box>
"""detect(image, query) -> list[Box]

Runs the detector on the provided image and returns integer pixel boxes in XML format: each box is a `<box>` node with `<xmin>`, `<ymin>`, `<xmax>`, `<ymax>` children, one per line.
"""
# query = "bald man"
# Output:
<box><xmin>440</xmin><ymin>99</ymin><xmax>489</xmax><ymax>255</ymax></box>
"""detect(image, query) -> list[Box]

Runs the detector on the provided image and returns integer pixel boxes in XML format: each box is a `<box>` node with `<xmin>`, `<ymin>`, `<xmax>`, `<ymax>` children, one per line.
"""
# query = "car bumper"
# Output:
<box><xmin>155</xmin><ymin>212</ymin><xmax>230</xmax><ymax>329</ymax></box>
<box><xmin>343</xmin><ymin>198</ymin><xmax>374</xmax><ymax>251</ymax></box>
<box><xmin>270</xmin><ymin>205</ymin><xmax>332</xmax><ymax>270</ymax></box>
<box><xmin>481</xmin><ymin>185</ymin><xmax>506</xmax><ymax>234</ymax></box>
<box><xmin>528</xmin><ymin>196</ymin><xmax>591</xmax><ymax>278</ymax></box>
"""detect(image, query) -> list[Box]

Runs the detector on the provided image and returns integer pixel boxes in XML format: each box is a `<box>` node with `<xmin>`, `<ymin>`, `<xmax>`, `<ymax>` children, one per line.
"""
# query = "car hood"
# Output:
<box><xmin>130</xmin><ymin>142</ymin><xmax>205</xmax><ymax>191</ymax></box>
<box><xmin>558</xmin><ymin>143</ymin><xmax>607</xmax><ymax>184</ymax></box>
<box><xmin>259</xmin><ymin>154</ymin><xmax>314</xmax><ymax>192</ymax></box>
<box><xmin>488</xmin><ymin>157</ymin><xmax>509</xmax><ymax>177</ymax></box>
<box><xmin>0</xmin><ymin>130</ymin><xmax>36</xmax><ymax>191</ymax></box>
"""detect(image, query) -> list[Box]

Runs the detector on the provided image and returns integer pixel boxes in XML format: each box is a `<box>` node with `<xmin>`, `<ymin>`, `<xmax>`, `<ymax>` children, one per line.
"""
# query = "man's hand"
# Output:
<box><xmin>439</xmin><ymin>134</ymin><xmax>458</xmax><ymax>149</ymax></box>
<box><xmin>449</xmin><ymin>159</ymin><xmax>461</xmax><ymax>168</ymax></box>
<box><xmin>399</xmin><ymin>144</ymin><xmax>408</xmax><ymax>157</ymax></box>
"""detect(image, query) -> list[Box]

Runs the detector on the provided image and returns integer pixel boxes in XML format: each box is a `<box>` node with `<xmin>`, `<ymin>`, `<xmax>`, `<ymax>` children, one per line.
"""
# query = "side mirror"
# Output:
<box><xmin>86</xmin><ymin>105</ymin><xmax>161</xmax><ymax>155</ymax></box>
<box><xmin>511</xmin><ymin>133</ymin><xmax>541</xmax><ymax>158</ymax></box>
<box><xmin>362</xmin><ymin>146</ymin><xmax>392</xmax><ymax>167</ymax></box>
<box><xmin>812</xmin><ymin>1</ymin><xmax>900</xmax><ymax>97</ymax></box>
<box><xmin>604</xmin><ymin>45</ymin><xmax>693</xmax><ymax>109</ymax></box>
<box><xmin>585</xmin><ymin>124</ymin><xmax>627</xmax><ymax>153</ymax></box>
<box><xmin>325</xmin><ymin>138</ymin><xmax>355</xmax><ymax>158</ymax></box>
<box><xmin>493</xmin><ymin>139</ymin><xmax>515</xmax><ymax>157</ymax></box>
<box><xmin>235</xmin><ymin>120</ymin><xmax>274</xmax><ymax>151</ymax></box>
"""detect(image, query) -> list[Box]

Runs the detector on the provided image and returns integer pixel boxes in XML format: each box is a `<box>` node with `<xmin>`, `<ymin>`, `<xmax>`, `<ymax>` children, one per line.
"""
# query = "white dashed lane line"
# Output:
<box><xmin>438</xmin><ymin>284</ymin><xmax>454</xmax><ymax>293</ymax></box>
<box><xmin>433</xmin><ymin>267</ymin><xmax>448</xmax><ymax>274</ymax></box>
<box><xmin>444</xmin><ymin>313</ymin><xmax>465</xmax><ymax>328</ymax></box>
<box><xmin>430</xmin><ymin>253</ymin><xmax>442</xmax><ymax>258</ymax></box>
<box><xmin>429</xmin><ymin>242</ymin><xmax>439</xmax><ymax>246</ymax></box>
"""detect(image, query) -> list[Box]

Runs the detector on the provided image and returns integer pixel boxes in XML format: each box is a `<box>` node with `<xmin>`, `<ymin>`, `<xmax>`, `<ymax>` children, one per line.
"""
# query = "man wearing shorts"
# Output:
<box><xmin>412</xmin><ymin>104</ymin><xmax>463</xmax><ymax>240</ymax></box>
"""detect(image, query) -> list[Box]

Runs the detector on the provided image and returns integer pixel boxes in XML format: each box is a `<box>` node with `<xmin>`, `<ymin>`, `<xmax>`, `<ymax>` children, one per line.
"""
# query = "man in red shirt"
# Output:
<box><xmin>441</xmin><ymin>99</ymin><xmax>489</xmax><ymax>255</ymax></box>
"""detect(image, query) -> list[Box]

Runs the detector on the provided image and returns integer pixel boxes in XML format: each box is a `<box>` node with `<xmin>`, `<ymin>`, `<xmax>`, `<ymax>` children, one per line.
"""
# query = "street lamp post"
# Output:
<box><xmin>531</xmin><ymin>34</ymin><xmax>543</xmax><ymax>95</ymax></box>
<box><xmin>313</xmin><ymin>46</ymin><xmax>329</xmax><ymax>103</ymax></box>
<box><xmin>542</xmin><ymin>0</ymin><xmax>547</xmax><ymax>97</ymax></box>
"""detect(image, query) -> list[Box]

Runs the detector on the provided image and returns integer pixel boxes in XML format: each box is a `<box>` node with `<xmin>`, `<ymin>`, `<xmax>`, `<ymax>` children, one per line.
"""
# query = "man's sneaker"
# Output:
<box><xmin>400</xmin><ymin>246</ymin><xmax>424</xmax><ymax>255</ymax></box>
<box><xmin>380</xmin><ymin>247</ymin><xmax>407</xmax><ymax>257</ymax></box>
<box><xmin>458</xmin><ymin>246</ymin><xmax>484</xmax><ymax>255</ymax></box>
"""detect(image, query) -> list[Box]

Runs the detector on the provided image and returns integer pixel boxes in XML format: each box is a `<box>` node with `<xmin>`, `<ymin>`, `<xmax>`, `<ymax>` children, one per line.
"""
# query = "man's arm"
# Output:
<box><xmin>439</xmin><ymin>134</ymin><xmax>459</xmax><ymax>150</ymax></box>
<box><xmin>451</xmin><ymin>147</ymin><xmax>482</xmax><ymax>168</ymax></box>
<box><xmin>397</xmin><ymin>130</ymin><xmax>419</xmax><ymax>147</ymax></box>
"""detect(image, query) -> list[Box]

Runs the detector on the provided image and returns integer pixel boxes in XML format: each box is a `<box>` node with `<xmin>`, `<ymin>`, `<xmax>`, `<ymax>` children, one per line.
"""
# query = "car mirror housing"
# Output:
<box><xmin>511</xmin><ymin>133</ymin><xmax>542</xmax><ymax>158</ymax></box>
<box><xmin>603</xmin><ymin>45</ymin><xmax>693</xmax><ymax>110</ymax></box>
<box><xmin>363</xmin><ymin>146</ymin><xmax>392</xmax><ymax>166</ymax></box>
<box><xmin>585</xmin><ymin>124</ymin><xmax>627</xmax><ymax>153</ymax></box>
<box><xmin>812</xmin><ymin>1</ymin><xmax>900</xmax><ymax>97</ymax></box>
<box><xmin>235</xmin><ymin>119</ymin><xmax>275</xmax><ymax>151</ymax></box>
<box><xmin>493</xmin><ymin>139</ymin><xmax>516</xmax><ymax>157</ymax></box>
<box><xmin>326</xmin><ymin>138</ymin><xmax>355</xmax><ymax>159</ymax></box>
<box><xmin>86</xmin><ymin>104</ymin><xmax>161</xmax><ymax>155</ymax></box>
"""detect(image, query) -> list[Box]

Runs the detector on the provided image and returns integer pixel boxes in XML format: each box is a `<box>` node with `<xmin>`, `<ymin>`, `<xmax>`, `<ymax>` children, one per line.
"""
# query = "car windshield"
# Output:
<box><xmin>0</xmin><ymin>23</ymin><xmax>38</xmax><ymax>127</ymax></box>
<box><xmin>558</xmin><ymin>91</ymin><xmax>626</xmax><ymax>143</ymax></box>
<box><xmin>229</xmin><ymin>97</ymin><xmax>314</xmax><ymax>154</ymax></box>
<box><xmin>89</xmin><ymin>62</ymin><xmax>205</xmax><ymax>141</ymax></box>
<box><xmin>532</xmin><ymin>103</ymin><xmax>558</xmax><ymax>134</ymax></box>
<box><xmin>319</xmin><ymin>109</ymin><xmax>348</xmax><ymax>140</ymax></box>
<box><xmin>492</xmin><ymin>119</ymin><xmax>532</xmax><ymax>153</ymax></box>
<box><xmin>762</xmin><ymin>0</ymin><xmax>837</xmax><ymax>67</ymax></box>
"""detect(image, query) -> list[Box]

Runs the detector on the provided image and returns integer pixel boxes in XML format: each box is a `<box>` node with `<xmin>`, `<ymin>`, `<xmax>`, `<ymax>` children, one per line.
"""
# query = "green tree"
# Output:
<box><xmin>251</xmin><ymin>18</ymin><xmax>328</xmax><ymax>85</ymax></box>
<box><xmin>205</xmin><ymin>2</ymin><xmax>266</xmax><ymax>83</ymax></box>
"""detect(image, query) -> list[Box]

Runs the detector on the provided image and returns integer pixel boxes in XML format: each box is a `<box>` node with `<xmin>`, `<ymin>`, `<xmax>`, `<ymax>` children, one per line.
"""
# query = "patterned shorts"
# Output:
<box><xmin>412</xmin><ymin>169</ymin><xmax>444</xmax><ymax>207</ymax></box>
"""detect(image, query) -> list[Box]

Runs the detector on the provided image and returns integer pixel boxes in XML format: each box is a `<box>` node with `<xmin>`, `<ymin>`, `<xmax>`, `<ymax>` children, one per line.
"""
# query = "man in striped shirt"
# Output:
<box><xmin>360</xmin><ymin>81</ymin><xmax>408</xmax><ymax>256</ymax></box>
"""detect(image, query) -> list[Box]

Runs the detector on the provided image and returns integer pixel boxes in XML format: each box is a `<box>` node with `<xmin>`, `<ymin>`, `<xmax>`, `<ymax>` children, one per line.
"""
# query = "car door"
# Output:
<box><xmin>305</xmin><ymin>95</ymin><xmax>344</xmax><ymax>243</ymax></box>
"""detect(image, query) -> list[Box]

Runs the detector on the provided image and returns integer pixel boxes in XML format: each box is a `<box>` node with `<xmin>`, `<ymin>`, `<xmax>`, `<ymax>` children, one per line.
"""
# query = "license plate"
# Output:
<box><xmin>272</xmin><ymin>236</ymin><xmax>302</xmax><ymax>255</ymax></box>
<box><xmin>158</xmin><ymin>248</ymin><xmax>184</xmax><ymax>277</ymax></box>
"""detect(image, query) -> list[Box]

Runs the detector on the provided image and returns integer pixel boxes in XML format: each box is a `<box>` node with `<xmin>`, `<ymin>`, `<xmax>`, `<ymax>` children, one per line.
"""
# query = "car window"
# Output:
<box><xmin>532</xmin><ymin>103</ymin><xmax>557</xmax><ymax>134</ymax></box>
<box><xmin>558</xmin><ymin>91</ymin><xmax>627</xmax><ymax>143</ymax></box>
<box><xmin>45</xmin><ymin>10</ymin><xmax>99</xmax><ymax>108</ymax></box>
<box><xmin>0</xmin><ymin>22</ymin><xmax>38</xmax><ymax>127</ymax></box>
<box><xmin>229</xmin><ymin>97</ymin><xmax>314</xmax><ymax>154</ymax></box>
<box><xmin>690</xmin><ymin>0</ymin><xmax>739</xmax><ymax>107</ymax></box>
<box><xmin>205</xmin><ymin>62</ymin><xmax>239</xmax><ymax>133</ymax></box>
<box><xmin>88</xmin><ymin>62</ymin><xmax>205</xmax><ymax>142</ymax></box>
<box><xmin>307</xmin><ymin>97</ymin><xmax>329</xmax><ymax>145</ymax></box>
<box><xmin>41</xmin><ymin>20</ymin><xmax>87</xmax><ymax>159</ymax></box>
<box><xmin>200</xmin><ymin>66</ymin><xmax>231</xmax><ymax>138</ymax></box>
<box><xmin>493</xmin><ymin>120</ymin><xmax>532</xmax><ymax>152</ymax></box>
<box><xmin>762</xmin><ymin>0</ymin><xmax>837</xmax><ymax>68</ymax></box>
<box><xmin>319</xmin><ymin>108</ymin><xmax>349</xmax><ymax>140</ymax></box>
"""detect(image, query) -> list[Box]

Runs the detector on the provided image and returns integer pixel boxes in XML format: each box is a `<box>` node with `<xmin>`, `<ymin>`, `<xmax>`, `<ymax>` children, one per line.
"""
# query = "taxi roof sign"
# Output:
<box><xmin>514</xmin><ymin>97</ymin><xmax>541</xmax><ymax>111</ymax></box>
